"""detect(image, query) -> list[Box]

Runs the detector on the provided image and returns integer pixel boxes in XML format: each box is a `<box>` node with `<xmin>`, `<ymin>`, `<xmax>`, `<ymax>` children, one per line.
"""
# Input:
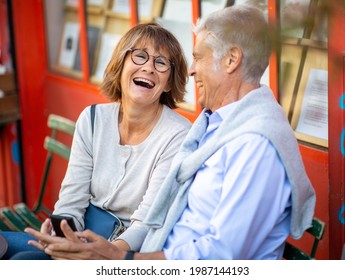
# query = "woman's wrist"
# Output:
<box><xmin>113</xmin><ymin>239</ymin><xmax>131</xmax><ymax>251</ymax></box>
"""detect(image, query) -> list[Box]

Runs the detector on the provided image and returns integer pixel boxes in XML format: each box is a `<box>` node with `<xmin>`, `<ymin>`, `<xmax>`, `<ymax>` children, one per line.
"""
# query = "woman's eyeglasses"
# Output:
<box><xmin>128</xmin><ymin>48</ymin><xmax>173</xmax><ymax>73</ymax></box>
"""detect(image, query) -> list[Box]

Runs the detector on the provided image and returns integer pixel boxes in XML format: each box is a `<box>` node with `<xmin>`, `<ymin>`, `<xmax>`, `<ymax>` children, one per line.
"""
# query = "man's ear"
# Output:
<box><xmin>226</xmin><ymin>46</ymin><xmax>242</xmax><ymax>74</ymax></box>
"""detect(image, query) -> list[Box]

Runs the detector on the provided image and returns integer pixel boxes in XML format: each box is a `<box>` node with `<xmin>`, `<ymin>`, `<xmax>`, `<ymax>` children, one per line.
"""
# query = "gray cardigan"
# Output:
<box><xmin>53</xmin><ymin>103</ymin><xmax>191</xmax><ymax>250</ymax></box>
<box><xmin>141</xmin><ymin>85</ymin><xmax>316</xmax><ymax>252</ymax></box>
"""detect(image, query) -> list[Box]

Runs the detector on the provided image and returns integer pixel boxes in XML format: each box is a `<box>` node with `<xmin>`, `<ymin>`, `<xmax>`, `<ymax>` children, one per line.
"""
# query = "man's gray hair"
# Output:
<box><xmin>194</xmin><ymin>5</ymin><xmax>272</xmax><ymax>84</ymax></box>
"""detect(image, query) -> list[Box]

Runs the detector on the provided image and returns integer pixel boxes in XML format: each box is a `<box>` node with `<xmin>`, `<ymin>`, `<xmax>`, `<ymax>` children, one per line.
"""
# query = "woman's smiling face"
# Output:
<box><xmin>120</xmin><ymin>43</ymin><xmax>172</xmax><ymax>107</ymax></box>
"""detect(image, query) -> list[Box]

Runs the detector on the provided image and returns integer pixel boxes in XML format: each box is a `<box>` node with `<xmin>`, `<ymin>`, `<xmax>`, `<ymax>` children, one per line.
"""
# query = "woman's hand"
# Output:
<box><xmin>25</xmin><ymin>220</ymin><xmax>126</xmax><ymax>260</ymax></box>
<box><xmin>32</xmin><ymin>218</ymin><xmax>53</xmax><ymax>249</ymax></box>
<box><xmin>40</xmin><ymin>218</ymin><xmax>57</xmax><ymax>237</ymax></box>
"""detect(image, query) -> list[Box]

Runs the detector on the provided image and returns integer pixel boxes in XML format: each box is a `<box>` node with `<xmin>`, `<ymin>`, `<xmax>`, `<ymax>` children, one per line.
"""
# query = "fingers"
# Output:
<box><xmin>25</xmin><ymin>225</ymin><xmax>85</xmax><ymax>260</ymax></box>
<box><xmin>26</xmin><ymin>226</ymin><xmax>79</xmax><ymax>255</ymax></box>
<box><xmin>60</xmin><ymin>220</ymin><xmax>78</xmax><ymax>239</ymax></box>
<box><xmin>26</xmin><ymin>225</ymin><xmax>110</xmax><ymax>260</ymax></box>
<box><xmin>29</xmin><ymin>239</ymin><xmax>47</xmax><ymax>251</ymax></box>
<box><xmin>40</xmin><ymin>218</ymin><xmax>52</xmax><ymax>234</ymax></box>
<box><xmin>25</xmin><ymin>227</ymin><xmax>54</xmax><ymax>245</ymax></box>
<box><xmin>77</xmin><ymin>229</ymin><xmax>106</xmax><ymax>243</ymax></box>
<box><xmin>25</xmin><ymin>227</ymin><xmax>57</xmax><ymax>253</ymax></box>
<box><xmin>44</xmin><ymin>247</ymin><xmax>74</xmax><ymax>260</ymax></box>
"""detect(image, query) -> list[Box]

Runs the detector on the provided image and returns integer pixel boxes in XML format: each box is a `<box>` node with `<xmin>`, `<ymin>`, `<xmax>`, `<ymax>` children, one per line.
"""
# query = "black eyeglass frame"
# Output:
<box><xmin>128</xmin><ymin>48</ymin><xmax>174</xmax><ymax>73</ymax></box>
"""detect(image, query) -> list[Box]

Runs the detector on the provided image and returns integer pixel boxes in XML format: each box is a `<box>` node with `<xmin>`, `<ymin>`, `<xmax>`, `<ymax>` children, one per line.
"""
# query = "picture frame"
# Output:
<box><xmin>58</xmin><ymin>21</ymin><xmax>80</xmax><ymax>69</ymax></box>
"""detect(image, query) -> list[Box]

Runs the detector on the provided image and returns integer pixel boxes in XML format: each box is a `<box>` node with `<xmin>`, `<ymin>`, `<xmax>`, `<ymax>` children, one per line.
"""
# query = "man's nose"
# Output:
<box><xmin>189</xmin><ymin>61</ymin><xmax>196</xmax><ymax>76</ymax></box>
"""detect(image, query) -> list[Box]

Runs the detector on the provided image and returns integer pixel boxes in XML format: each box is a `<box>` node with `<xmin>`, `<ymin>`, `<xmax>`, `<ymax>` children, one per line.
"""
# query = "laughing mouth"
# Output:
<box><xmin>196</xmin><ymin>82</ymin><xmax>203</xmax><ymax>88</ymax></box>
<box><xmin>133</xmin><ymin>78</ymin><xmax>155</xmax><ymax>89</ymax></box>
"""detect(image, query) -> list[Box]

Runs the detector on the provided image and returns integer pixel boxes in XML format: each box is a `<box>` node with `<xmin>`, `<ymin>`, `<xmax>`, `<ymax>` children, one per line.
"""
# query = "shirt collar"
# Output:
<box><xmin>206</xmin><ymin>102</ymin><xmax>237</xmax><ymax>127</ymax></box>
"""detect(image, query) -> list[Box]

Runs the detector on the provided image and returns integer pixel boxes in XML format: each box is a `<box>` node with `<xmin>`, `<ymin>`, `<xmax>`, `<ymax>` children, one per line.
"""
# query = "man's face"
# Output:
<box><xmin>189</xmin><ymin>32</ymin><xmax>228</xmax><ymax>112</ymax></box>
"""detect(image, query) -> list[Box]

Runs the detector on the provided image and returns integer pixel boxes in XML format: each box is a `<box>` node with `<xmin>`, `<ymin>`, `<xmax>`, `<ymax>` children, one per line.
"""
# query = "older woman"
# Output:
<box><xmin>1</xmin><ymin>22</ymin><xmax>191</xmax><ymax>259</ymax></box>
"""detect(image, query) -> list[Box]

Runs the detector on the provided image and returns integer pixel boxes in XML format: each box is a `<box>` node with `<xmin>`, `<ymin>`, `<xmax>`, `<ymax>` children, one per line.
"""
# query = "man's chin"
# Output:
<box><xmin>197</xmin><ymin>98</ymin><xmax>205</xmax><ymax>109</ymax></box>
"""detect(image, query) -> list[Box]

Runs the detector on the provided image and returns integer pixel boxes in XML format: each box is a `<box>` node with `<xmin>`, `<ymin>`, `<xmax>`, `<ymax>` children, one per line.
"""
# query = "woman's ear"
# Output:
<box><xmin>226</xmin><ymin>46</ymin><xmax>242</xmax><ymax>74</ymax></box>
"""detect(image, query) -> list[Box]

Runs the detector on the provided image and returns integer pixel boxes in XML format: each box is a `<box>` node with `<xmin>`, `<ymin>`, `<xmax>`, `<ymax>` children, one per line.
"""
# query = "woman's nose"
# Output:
<box><xmin>141</xmin><ymin>57</ymin><xmax>155</xmax><ymax>72</ymax></box>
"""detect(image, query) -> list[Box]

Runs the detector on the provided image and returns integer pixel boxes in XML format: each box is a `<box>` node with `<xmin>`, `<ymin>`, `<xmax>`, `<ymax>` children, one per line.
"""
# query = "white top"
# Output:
<box><xmin>53</xmin><ymin>103</ymin><xmax>191</xmax><ymax>250</ymax></box>
<box><xmin>163</xmin><ymin>107</ymin><xmax>292</xmax><ymax>259</ymax></box>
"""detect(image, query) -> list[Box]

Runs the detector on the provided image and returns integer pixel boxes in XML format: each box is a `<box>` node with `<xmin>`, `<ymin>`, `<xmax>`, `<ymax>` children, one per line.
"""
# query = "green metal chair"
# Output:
<box><xmin>283</xmin><ymin>217</ymin><xmax>326</xmax><ymax>260</ymax></box>
<box><xmin>0</xmin><ymin>114</ymin><xmax>75</xmax><ymax>231</ymax></box>
<box><xmin>0</xmin><ymin>207</ymin><xmax>27</xmax><ymax>231</ymax></box>
<box><xmin>0</xmin><ymin>218</ymin><xmax>12</xmax><ymax>231</ymax></box>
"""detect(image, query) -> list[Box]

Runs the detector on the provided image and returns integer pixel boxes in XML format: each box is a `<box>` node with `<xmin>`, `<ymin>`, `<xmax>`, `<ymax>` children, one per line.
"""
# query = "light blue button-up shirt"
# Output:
<box><xmin>163</xmin><ymin>103</ymin><xmax>292</xmax><ymax>259</ymax></box>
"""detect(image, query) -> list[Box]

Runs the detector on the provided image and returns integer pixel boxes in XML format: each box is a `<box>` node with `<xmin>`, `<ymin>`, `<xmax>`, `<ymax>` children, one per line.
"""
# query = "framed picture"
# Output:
<box><xmin>58</xmin><ymin>21</ymin><xmax>80</xmax><ymax>69</ymax></box>
<box><xmin>295</xmin><ymin>68</ymin><xmax>328</xmax><ymax>141</ymax></box>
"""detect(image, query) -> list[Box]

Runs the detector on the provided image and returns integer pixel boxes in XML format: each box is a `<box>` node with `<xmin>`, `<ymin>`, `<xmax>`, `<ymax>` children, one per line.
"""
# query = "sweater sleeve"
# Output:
<box><xmin>53</xmin><ymin>106</ymin><xmax>93</xmax><ymax>230</ymax></box>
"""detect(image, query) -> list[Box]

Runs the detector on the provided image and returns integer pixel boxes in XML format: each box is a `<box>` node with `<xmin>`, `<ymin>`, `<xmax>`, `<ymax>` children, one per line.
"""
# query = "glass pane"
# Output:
<box><xmin>44</xmin><ymin>0</ymin><xmax>82</xmax><ymax>79</ymax></box>
<box><xmin>0</xmin><ymin>0</ymin><xmax>13</xmax><ymax>72</ymax></box>
<box><xmin>155</xmin><ymin>0</ymin><xmax>196</xmax><ymax>111</ymax></box>
<box><xmin>136</xmin><ymin>0</ymin><xmax>164</xmax><ymax>20</ymax></box>
<box><xmin>88</xmin><ymin>0</ymin><xmax>132</xmax><ymax>83</ymax></box>
<box><xmin>279</xmin><ymin>0</ymin><xmax>328</xmax><ymax>147</ymax></box>
<box><xmin>201</xmin><ymin>0</ymin><xmax>233</xmax><ymax>17</ymax></box>
<box><xmin>281</xmin><ymin>0</ymin><xmax>311</xmax><ymax>38</ymax></box>
<box><xmin>0</xmin><ymin>0</ymin><xmax>20</xmax><ymax>124</ymax></box>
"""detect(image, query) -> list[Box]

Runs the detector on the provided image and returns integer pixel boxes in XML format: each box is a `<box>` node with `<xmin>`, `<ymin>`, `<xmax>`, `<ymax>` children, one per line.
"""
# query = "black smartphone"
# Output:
<box><xmin>50</xmin><ymin>214</ymin><xmax>77</xmax><ymax>237</ymax></box>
